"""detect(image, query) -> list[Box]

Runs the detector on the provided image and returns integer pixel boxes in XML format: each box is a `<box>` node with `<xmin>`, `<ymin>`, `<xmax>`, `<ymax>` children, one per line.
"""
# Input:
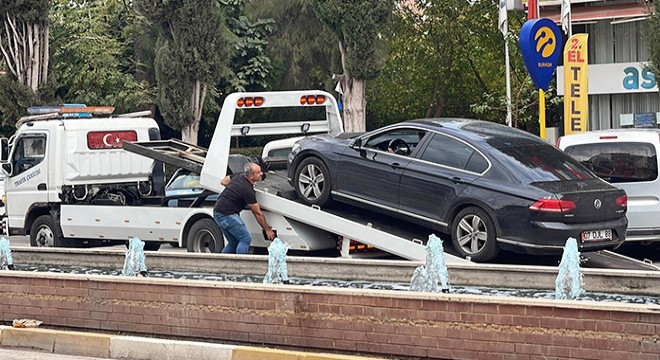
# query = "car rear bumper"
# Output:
<box><xmin>625</xmin><ymin>227</ymin><xmax>660</xmax><ymax>242</ymax></box>
<box><xmin>497</xmin><ymin>216</ymin><xmax>627</xmax><ymax>255</ymax></box>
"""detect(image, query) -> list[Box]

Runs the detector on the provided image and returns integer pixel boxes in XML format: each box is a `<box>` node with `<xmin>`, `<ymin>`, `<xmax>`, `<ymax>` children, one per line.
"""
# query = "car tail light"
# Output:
<box><xmin>556</xmin><ymin>137</ymin><xmax>561</xmax><ymax>148</ymax></box>
<box><xmin>616</xmin><ymin>194</ymin><xmax>627</xmax><ymax>208</ymax></box>
<box><xmin>599</xmin><ymin>135</ymin><xmax>617</xmax><ymax>140</ymax></box>
<box><xmin>529</xmin><ymin>197</ymin><xmax>576</xmax><ymax>213</ymax></box>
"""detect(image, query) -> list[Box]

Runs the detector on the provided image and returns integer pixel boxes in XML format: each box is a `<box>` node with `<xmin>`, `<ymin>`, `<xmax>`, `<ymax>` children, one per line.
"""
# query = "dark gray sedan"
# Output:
<box><xmin>287</xmin><ymin>118</ymin><xmax>628</xmax><ymax>262</ymax></box>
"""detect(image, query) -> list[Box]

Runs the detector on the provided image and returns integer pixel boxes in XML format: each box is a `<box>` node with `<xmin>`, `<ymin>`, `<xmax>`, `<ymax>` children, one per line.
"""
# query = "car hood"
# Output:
<box><xmin>303</xmin><ymin>134</ymin><xmax>354</xmax><ymax>146</ymax></box>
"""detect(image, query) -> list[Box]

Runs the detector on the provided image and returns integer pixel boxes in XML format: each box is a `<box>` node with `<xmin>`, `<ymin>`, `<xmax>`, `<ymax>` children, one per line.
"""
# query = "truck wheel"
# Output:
<box><xmin>144</xmin><ymin>242</ymin><xmax>161</xmax><ymax>251</ymax></box>
<box><xmin>30</xmin><ymin>215</ymin><xmax>64</xmax><ymax>248</ymax></box>
<box><xmin>451</xmin><ymin>207</ymin><xmax>500</xmax><ymax>262</ymax></box>
<box><xmin>294</xmin><ymin>157</ymin><xmax>332</xmax><ymax>206</ymax></box>
<box><xmin>187</xmin><ymin>218</ymin><xmax>223</xmax><ymax>253</ymax></box>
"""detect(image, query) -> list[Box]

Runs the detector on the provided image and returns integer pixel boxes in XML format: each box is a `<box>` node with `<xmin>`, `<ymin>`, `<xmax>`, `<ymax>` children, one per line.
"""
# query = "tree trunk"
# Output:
<box><xmin>337</xmin><ymin>40</ymin><xmax>366</xmax><ymax>132</ymax></box>
<box><xmin>0</xmin><ymin>15</ymin><xmax>49</xmax><ymax>94</ymax></box>
<box><xmin>341</xmin><ymin>76</ymin><xmax>366</xmax><ymax>132</ymax></box>
<box><xmin>181</xmin><ymin>120</ymin><xmax>199</xmax><ymax>144</ymax></box>
<box><xmin>182</xmin><ymin>80</ymin><xmax>207</xmax><ymax>145</ymax></box>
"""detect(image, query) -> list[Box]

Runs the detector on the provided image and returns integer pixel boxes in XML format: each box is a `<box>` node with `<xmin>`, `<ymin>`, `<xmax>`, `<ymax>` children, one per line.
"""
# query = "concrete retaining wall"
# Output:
<box><xmin>0</xmin><ymin>271</ymin><xmax>658</xmax><ymax>359</ymax></box>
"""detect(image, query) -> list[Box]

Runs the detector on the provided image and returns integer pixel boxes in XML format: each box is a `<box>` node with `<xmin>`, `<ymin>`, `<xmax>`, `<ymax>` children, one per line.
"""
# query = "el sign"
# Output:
<box><xmin>563</xmin><ymin>34</ymin><xmax>589</xmax><ymax>135</ymax></box>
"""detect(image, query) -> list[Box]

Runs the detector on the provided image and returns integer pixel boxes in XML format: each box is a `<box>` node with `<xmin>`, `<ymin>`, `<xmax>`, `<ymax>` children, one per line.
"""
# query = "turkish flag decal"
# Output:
<box><xmin>87</xmin><ymin>131</ymin><xmax>138</xmax><ymax>149</ymax></box>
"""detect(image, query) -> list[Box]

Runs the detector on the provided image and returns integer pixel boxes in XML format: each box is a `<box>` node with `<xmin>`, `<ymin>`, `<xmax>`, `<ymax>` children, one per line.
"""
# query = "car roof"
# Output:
<box><xmin>398</xmin><ymin>118</ymin><xmax>546</xmax><ymax>147</ymax></box>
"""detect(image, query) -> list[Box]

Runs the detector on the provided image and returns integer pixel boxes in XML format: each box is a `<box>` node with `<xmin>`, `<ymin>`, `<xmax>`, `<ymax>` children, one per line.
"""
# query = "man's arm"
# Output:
<box><xmin>220</xmin><ymin>175</ymin><xmax>231</xmax><ymax>186</ymax></box>
<box><xmin>247</xmin><ymin>203</ymin><xmax>276</xmax><ymax>240</ymax></box>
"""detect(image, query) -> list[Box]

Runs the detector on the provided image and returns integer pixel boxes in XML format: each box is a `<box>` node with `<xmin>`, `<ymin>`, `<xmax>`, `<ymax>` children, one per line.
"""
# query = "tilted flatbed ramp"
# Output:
<box><xmin>256</xmin><ymin>187</ymin><xmax>452</xmax><ymax>262</ymax></box>
<box><xmin>123</xmin><ymin>139</ymin><xmax>206</xmax><ymax>173</ymax></box>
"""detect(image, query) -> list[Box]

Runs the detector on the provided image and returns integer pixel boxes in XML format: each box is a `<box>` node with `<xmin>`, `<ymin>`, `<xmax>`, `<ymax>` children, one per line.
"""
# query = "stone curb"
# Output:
<box><xmin>0</xmin><ymin>326</ymin><xmax>381</xmax><ymax>359</ymax></box>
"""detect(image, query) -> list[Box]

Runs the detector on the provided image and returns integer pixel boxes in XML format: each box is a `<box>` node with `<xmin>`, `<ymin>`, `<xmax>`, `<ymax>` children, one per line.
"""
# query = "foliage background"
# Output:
<box><xmin>0</xmin><ymin>0</ymin><xmax>588</xmax><ymax>141</ymax></box>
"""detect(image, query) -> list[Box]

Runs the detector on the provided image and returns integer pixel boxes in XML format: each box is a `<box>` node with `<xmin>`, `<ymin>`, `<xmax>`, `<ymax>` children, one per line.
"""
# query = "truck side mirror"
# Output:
<box><xmin>1</xmin><ymin>162</ymin><xmax>11</xmax><ymax>176</ymax></box>
<box><xmin>0</xmin><ymin>138</ymin><xmax>8</xmax><ymax>162</ymax></box>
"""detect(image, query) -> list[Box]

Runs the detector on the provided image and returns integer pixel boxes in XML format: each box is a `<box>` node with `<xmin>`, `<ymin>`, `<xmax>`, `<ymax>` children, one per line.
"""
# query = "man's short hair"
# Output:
<box><xmin>244</xmin><ymin>162</ymin><xmax>256</xmax><ymax>175</ymax></box>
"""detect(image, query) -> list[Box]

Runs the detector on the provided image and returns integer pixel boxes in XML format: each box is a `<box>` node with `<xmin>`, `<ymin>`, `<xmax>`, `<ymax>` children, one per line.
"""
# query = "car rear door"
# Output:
<box><xmin>398</xmin><ymin>133</ymin><xmax>485</xmax><ymax>225</ymax></box>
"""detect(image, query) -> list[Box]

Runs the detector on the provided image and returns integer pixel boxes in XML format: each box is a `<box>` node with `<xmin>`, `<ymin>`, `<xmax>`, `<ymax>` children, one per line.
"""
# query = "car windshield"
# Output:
<box><xmin>494</xmin><ymin>144</ymin><xmax>595</xmax><ymax>182</ymax></box>
<box><xmin>167</xmin><ymin>173</ymin><xmax>202</xmax><ymax>191</ymax></box>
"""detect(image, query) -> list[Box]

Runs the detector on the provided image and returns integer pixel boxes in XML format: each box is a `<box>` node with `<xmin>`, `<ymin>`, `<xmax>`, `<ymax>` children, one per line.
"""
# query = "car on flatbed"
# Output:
<box><xmin>288</xmin><ymin>118</ymin><xmax>628</xmax><ymax>262</ymax></box>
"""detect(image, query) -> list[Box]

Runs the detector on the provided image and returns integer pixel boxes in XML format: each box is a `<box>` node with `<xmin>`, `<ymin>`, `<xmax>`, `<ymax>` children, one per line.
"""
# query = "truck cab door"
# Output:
<box><xmin>5</xmin><ymin>133</ymin><xmax>49</xmax><ymax>230</ymax></box>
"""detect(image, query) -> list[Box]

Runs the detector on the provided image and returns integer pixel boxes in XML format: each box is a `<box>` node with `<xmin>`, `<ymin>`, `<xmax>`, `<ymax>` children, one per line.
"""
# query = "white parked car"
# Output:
<box><xmin>558</xmin><ymin>129</ymin><xmax>660</xmax><ymax>244</ymax></box>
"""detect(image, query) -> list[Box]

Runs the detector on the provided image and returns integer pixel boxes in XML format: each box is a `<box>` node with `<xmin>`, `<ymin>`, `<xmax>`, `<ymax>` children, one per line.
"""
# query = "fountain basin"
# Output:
<box><xmin>0</xmin><ymin>270</ymin><xmax>658</xmax><ymax>360</ymax></box>
<box><xmin>8</xmin><ymin>247</ymin><xmax>660</xmax><ymax>296</ymax></box>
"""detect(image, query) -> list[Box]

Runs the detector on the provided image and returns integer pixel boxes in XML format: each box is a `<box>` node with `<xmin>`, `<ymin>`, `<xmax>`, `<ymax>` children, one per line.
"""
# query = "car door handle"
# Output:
<box><xmin>37</xmin><ymin>183</ymin><xmax>46</xmax><ymax>190</ymax></box>
<box><xmin>389</xmin><ymin>162</ymin><xmax>404</xmax><ymax>169</ymax></box>
<box><xmin>451</xmin><ymin>177</ymin><xmax>463</xmax><ymax>184</ymax></box>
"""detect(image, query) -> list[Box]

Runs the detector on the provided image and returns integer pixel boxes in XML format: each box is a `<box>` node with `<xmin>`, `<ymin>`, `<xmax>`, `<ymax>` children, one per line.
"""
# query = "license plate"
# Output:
<box><xmin>581</xmin><ymin>229</ymin><xmax>612</xmax><ymax>243</ymax></box>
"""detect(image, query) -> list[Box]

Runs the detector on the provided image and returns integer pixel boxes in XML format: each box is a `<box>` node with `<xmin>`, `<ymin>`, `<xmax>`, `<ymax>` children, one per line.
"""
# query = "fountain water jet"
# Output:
<box><xmin>263</xmin><ymin>238</ymin><xmax>290</xmax><ymax>284</ymax></box>
<box><xmin>410</xmin><ymin>234</ymin><xmax>449</xmax><ymax>293</ymax></box>
<box><xmin>122</xmin><ymin>237</ymin><xmax>147</xmax><ymax>277</ymax></box>
<box><xmin>0</xmin><ymin>237</ymin><xmax>14</xmax><ymax>270</ymax></box>
<box><xmin>555</xmin><ymin>237</ymin><xmax>584</xmax><ymax>300</ymax></box>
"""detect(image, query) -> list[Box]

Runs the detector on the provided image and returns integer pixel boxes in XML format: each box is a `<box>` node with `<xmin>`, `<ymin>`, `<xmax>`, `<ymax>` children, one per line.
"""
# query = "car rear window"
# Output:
<box><xmin>564</xmin><ymin>142</ymin><xmax>658</xmax><ymax>183</ymax></box>
<box><xmin>495</xmin><ymin>144</ymin><xmax>594</xmax><ymax>182</ymax></box>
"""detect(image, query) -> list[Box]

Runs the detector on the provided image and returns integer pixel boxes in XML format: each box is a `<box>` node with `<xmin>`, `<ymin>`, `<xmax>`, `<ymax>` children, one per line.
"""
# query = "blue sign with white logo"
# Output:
<box><xmin>519</xmin><ymin>18</ymin><xmax>563</xmax><ymax>91</ymax></box>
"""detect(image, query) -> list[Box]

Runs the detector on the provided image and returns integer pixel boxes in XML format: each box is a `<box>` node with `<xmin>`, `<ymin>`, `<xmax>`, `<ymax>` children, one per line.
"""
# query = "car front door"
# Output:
<box><xmin>335</xmin><ymin>127</ymin><xmax>425</xmax><ymax>210</ymax></box>
<box><xmin>399</xmin><ymin>133</ymin><xmax>486</xmax><ymax>227</ymax></box>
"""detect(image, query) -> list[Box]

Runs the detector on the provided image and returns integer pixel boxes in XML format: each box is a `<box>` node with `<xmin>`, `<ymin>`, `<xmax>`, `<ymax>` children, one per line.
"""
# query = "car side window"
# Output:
<box><xmin>420</xmin><ymin>133</ymin><xmax>488</xmax><ymax>172</ymax></box>
<box><xmin>363</xmin><ymin>128</ymin><xmax>427</xmax><ymax>156</ymax></box>
<box><xmin>11</xmin><ymin>135</ymin><xmax>46</xmax><ymax>175</ymax></box>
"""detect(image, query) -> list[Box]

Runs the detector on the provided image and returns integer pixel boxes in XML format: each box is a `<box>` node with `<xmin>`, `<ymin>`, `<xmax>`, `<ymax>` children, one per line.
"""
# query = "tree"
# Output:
<box><xmin>50</xmin><ymin>0</ymin><xmax>151</xmax><ymax>113</ymax></box>
<box><xmin>0</xmin><ymin>0</ymin><xmax>50</xmax><ymax>126</ymax></box>
<box><xmin>313</xmin><ymin>0</ymin><xmax>393</xmax><ymax>132</ymax></box>
<box><xmin>135</xmin><ymin>0</ymin><xmax>235</xmax><ymax>144</ymax></box>
<box><xmin>367</xmin><ymin>1</ymin><xmax>555</xmax><ymax>133</ymax></box>
<box><xmin>248</xmin><ymin>0</ymin><xmax>336</xmax><ymax>91</ymax></box>
<box><xmin>0</xmin><ymin>0</ymin><xmax>50</xmax><ymax>92</ymax></box>
<box><xmin>224</xmin><ymin>0</ymin><xmax>273</xmax><ymax>93</ymax></box>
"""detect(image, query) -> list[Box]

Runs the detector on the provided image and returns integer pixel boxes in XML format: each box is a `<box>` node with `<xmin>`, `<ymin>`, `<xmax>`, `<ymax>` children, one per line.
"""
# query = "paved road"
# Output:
<box><xmin>0</xmin><ymin>348</ymin><xmax>115</xmax><ymax>360</ymax></box>
<box><xmin>7</xmin><ymin>235</ymin><xmax>186</xmax><ymax>253</ymax></box>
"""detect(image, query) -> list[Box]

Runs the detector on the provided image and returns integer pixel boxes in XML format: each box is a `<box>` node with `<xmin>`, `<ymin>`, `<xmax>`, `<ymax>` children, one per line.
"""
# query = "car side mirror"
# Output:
<box><xmin>1</xmin><ymin>162</ymin><xmax>11</xmax><ymax>176</ymax></box>
<box><xmin>350</xmin><ymin>138</ymin><xmax>362</xmax><ymax>149</ymax></box>
<box><xmin>0</xmin><ymin>138</ymin><xmax>8</xmax><ymax>162</ymax></box>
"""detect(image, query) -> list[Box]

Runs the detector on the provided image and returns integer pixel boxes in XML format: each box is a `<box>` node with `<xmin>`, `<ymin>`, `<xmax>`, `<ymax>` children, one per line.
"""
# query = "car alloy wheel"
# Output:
<box><xmin>295</xmin><ymin>157</ymin><xmax>332</xmax><ymax>206</ymax></box>
<box><xmin>451</xmin><ymin>207</ymin><xmax>499</xmax><ymax>262</ymax></box>
<box><xmin>456</xmin><ymin>214</ymin><xmax>488</xmax><ymax>254</ymax></box>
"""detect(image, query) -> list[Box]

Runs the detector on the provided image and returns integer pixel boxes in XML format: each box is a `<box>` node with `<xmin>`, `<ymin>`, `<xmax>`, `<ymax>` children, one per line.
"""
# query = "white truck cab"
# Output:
<box><xmin>558</xmin><ymin>129</ymin><xmax>660</xmax><ymax>244</ymax></box>
<box><xmin>0</xmin><ymin>106</ymin><xmax>163</xmax><ymax>247</ymax></box>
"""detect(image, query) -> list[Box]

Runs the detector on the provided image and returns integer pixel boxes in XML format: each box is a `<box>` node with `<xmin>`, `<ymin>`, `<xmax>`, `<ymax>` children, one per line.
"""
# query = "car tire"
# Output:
<box><xmin>294</xmin><ymin>157</ymin><xmax>332</xmax><ymax>206</ymax></box>
<box><xmin>186</xmin><ymin>218</ymin><xmax>223</xmax><ymax>253</ymax></box>
<box><xmin>451</xmin><ymin>207</ymin><xmax>500</xmax><ymax>262</ymax></box>
<box><xmin>30</xmin><ymin>215</ymin><xmax>64</xmax><ymax>248</ymax></box>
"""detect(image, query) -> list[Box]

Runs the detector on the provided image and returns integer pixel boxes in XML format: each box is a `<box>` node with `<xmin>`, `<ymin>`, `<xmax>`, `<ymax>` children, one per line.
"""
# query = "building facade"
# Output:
<box><xmin>541</xmin><ymin>0</ymin><xmax>659</xmax><ymax>130</ymax></box>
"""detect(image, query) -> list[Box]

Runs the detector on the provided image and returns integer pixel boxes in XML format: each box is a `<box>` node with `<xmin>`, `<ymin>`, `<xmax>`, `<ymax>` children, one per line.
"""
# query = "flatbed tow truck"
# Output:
<box><xmin>123</xmin><ymin>90</ymin><xmax>467</xmax><ymax>263</ymax></box>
